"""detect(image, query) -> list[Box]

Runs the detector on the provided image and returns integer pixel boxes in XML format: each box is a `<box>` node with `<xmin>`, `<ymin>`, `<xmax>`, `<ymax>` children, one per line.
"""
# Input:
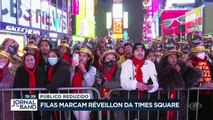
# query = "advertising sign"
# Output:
<box><xmin>76</xmin><ymin>0</ymin><xmax>86</xmax><ymax>36</ymax></box>
<box><xmin>161</xmin><ymin>10</ymin><xmax>188</xmax><ymax>35</ymax></box>
<box><xmin>1</xmin><ymin>22</ymin><xmax>41</xmax><ymax>35</ymax></box>
<box><xmin>75</xmin><ymin>0</ymin><xmax>95</xmax><ymax>37</ymax></box>
<box><xmin>1</xmin><ymin>0</ymin><xmax>68</xmax><ymax>33</ymax></box>
<box><xmin>113</xmin><ymin>18</ymin><xmax>123</xmax><ymax>34</ymax></box>
<box><xmin>185</xmin><ymin>6</ymin><xmax>204</xmax><ymax>33</ymax></box>
<box><xmin>86</xmin><ymin>0</ymin><xmax>95</xmax><ymax>37</ymax></box>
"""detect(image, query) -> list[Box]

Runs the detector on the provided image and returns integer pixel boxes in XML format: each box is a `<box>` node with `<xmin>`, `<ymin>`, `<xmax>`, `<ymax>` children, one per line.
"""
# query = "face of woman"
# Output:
<box><xmin>48</xmin><ymin>52</ymin><xmax>58</xmax><ymax>59</ymax></box>
<box><xmin>60</xmin><ymin>47</ymin><xmax>67</xmax><ymax>54</ymax></box>
<box><xmin>146</xmin><ymin>52</ymin><xmax>156</xmax><ymax>63</ymax></box>
<box><xmin>167</xmin><ymin>54</ymin><xmax>178</xmax><ymax>66</ymax></box>
<box><xmin>105</xmin><ymin>54</ymin><xmax>116</xmax><ymax>62</ymax></box>
<box><xmin>118</xmin><ymin>47</ymin><xmax>125</xmax><ymax>55</ymax></box>
<box><xmin>96</xmin><ymin>48</ymin><xmax>101</xmax><ymax>57</ymax></box>
<box><xmin>48</xmin><ymin>52</ymin><xmax>59</xmax><ymax>66</ymax></box>
<box><xmin>24</xmin><ymin>55</ymin><xmax>35</xmax><ymax>69</ymax></box>
<box><xmin>79</xmin><ymin>52</ymin><xmax>89</xmax><ymax>64</ymax></box>
<box><xmin>40</xmin><ymin>41</ymin><xmax>50</xmax><ymax>54</ymax></box>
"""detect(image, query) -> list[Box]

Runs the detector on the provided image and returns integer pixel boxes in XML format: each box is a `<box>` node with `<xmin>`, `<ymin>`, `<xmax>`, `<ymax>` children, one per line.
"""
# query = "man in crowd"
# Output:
<box><xmin>120</xmin><ymin>43</ymin><xmax>159</xmax><ymax>120</ymax></box>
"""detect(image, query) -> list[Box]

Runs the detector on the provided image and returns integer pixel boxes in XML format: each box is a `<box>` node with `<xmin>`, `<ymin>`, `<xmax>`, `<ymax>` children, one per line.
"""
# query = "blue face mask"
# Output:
<box><xmin>48</xmin><ymin>58</ymin><xmax>58</xmax><ymax>66</ymax></box>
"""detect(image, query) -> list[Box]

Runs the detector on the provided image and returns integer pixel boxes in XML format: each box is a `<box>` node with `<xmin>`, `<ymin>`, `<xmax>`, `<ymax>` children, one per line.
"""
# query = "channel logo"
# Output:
<box><xmin>189</xmin><ymin>102</ymin><xmax>203</xmax><ymax>111</ymax></box>
<box><xmin>11</xmin><ymin>99</ymin><xmax>38</xmax><ymax>111</ymax></box>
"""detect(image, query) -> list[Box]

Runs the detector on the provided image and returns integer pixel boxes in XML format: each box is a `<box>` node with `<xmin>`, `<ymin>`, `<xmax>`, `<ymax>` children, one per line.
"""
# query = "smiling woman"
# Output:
<box><xmin>14</xmin><ymin>53</ymin><xmax>47</xmax><ymax>94</ymax></box>
<box><xmin>14</xmin><ymin>53</ymin><xmax>47</xmax><ymax>120</ymax></box>
<box><xmin>24</xmin><ymin>54</ymin><xmax>36</xmax><ymax>69</ymax></box>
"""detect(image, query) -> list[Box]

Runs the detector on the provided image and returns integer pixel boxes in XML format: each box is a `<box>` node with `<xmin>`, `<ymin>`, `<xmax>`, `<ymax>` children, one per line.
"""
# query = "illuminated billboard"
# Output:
<box><xmin>1</xmin><ymin>0</ymin><xmax>68</xmax><ymax>33</ymax></box>
<box><xmin>161</xmin><ymin>10</ymin><xmax>188</xmax><ymax>35</ymax></box>
<box><xmin>113</xmin><ymin>19</ymin><xmax>123</xmax><ymax>34</ymax></box>
<box><xmin>75</xmin><ymin>0</ymin><xmax>95</xmax><ymax>37</ymax></box>
<box><xmin>185</xmin><ymin>6</ymin><xmax>204</xmax><ymax>33</ymax></box>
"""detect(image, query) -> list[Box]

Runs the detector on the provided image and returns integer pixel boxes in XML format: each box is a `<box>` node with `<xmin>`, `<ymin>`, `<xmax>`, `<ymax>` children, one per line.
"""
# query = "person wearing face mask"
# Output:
<box><xmin>187</xmin><ymin>46</ymin><xmax>213</xmax><ymax>120</ymax></box>
<box><xmin>186</xmin><ymin>31</ymin><xmax>213</xmax><ymax>120</ymax></box>
<box><xmin>94</xmin><ymin>50</ymin><xmax>125</xmax><ymax>120</ymax></box>
<box><xmin>14</xmin><ymin>53</ymin><xmax>47</xmax><ymax>120</ymax></box>
<box><xmin>46</xmin><ymin>48</ymin><xmax>71</xmax><ymax>90</ymax></box>
<box><xmin>97</xmin><ymin>50</ymin><xmax>121</xmax><ymax>98</ymax></box>
<box><xmin>93</xmin><ymin>36</ymin><xmax>115</xmax><ymax>70</ymax></box>
<box><xmin>120</xmin><ymin>43</ymin><xmax>159</xmax><ymax>120</ymax></box>
<box><xmin>42</xmin><ymin>49</ymin><xmax>70</xmax><ymax>120</ymax></box>
<box><xmin>0</xmin><ymin>38</ymin><xmax>20</xmax><ymax>120</ymax></box>
<box><xmin>70</xmin><ymin>48</ymin><xmax>96</xmax><ymax>120</ymax></box>
<box><xmin>189</xmin><ymin>47</ymin><xmax>213</xmax><ymax>87</ymax></box>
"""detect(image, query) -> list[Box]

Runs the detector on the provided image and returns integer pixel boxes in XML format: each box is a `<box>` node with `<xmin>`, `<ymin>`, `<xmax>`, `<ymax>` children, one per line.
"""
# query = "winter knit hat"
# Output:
<box><xmin>132</xmin><ymin>43</ymin><xmax>146</xmax><ymax>53</ymax></box>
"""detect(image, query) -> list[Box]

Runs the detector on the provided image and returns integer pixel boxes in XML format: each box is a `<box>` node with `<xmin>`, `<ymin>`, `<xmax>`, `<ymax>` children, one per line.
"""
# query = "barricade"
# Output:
<box><xmin>106</xmin><ymin>87</ymin><xmax>213</xmax><ymax>120</ymax></box>
<box><xmin>0</xmin><ymin>87</ymin><xmax>102</xmax><ymax>120</ymax></box>
<box><xmin>1</xmin><ymin>87</ymin><xmax>213</xmax><ymax>120</ymax></box>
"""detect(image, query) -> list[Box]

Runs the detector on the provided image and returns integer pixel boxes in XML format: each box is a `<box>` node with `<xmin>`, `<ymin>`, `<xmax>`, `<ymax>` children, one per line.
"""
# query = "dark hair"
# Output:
<box><xmin>116</xmin><ymin>46</ymin><xmax>124</xmax><ymax>53</ymax></box>
<box><xmin>158</xmin><ymin>56</ymin><xmax>169</xmax><ymax>69</ymax></box>
<box><xmin>158</xmin><ymin>54</ymin><xmax>180</xmax><ymax>69</ymax></box>
<box><xmin>124</xmin><ymin>43</ymin><xmax>133</xmax><ymax>47</ymax></box>
<box><xmin>23</xmin><ymin>53</ymin><xmax>36</xmax><ymax>64</ymax></box>
<box><xmin>48</xmin><ymin>48</ymin><xmax>62</xmax><ymax>59</ymax></box>
<box><xmin>38</xmin><ymin>39</ymin><xmax>53</xmax><ymax>49</ymax></box>
<box><xmin>145</xmin><ymin>49</ymin><xmax>155</xmax><ymax>58</ymax></box>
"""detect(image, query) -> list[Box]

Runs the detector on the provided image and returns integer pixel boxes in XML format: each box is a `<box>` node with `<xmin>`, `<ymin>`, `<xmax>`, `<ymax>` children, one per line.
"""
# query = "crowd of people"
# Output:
<box><xmin>0</xmin><ymin>31</ymin><xmax>213</xmax><ymax>120</ymax></box>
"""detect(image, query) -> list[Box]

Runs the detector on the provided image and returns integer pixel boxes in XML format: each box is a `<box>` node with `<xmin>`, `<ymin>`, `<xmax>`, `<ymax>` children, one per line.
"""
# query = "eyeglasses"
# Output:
<box><xmin>163</xmin><ymin>15</ymin><xmax>185</xmax><ymax>28</ymax></box>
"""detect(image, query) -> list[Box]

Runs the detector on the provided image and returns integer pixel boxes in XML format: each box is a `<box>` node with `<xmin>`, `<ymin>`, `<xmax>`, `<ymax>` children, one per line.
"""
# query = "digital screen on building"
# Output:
<box><xmin>1</xmin><ymin>0</ymin><xmax>68</xmax><ymax>33</ymax></box>
<box><xmin>0</xmin><ymin>33</ymin><xmax>25</xmax><ymax>54</ymax></box>
<box><xmin>75</xmin><ymin>0</ymin><xmax>95</xmax><ymax>37</ymax></box>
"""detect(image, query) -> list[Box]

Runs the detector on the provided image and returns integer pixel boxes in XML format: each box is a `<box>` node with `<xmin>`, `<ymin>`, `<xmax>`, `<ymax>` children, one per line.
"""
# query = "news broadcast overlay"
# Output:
<box><xmin>11</xmin><ymin>93</ymin><xmax>180</xmax><ymax>111</ymax></box>
<box><xmin>38</xmin><ymin>93</ymin><xmax>91</xmax><ymax>100</ymax></box>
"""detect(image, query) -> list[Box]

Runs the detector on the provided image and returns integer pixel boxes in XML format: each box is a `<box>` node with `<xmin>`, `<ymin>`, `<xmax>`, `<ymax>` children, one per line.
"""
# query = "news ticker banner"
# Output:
<box><xmin>11</xmin><ymin>93</ymin><xmax>180</xmax><ymax>111</ymax></box>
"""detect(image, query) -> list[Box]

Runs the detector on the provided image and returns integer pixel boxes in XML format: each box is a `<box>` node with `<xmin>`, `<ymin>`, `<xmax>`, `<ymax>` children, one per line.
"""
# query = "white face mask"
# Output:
<box><xmin>0</xmin><ymin>62</ymin><xmax>7</xmax><ymax>69</ymax></box>
<box><xmin>196</xmin><ymin>52</ymin><xmax>206</xmax><ymax>60</ymax></box>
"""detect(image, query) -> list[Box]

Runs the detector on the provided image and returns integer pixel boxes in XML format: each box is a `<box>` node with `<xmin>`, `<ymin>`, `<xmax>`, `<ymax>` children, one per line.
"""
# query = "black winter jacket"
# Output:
<box><xmin>14</xmin><ymin>66</ymin><xmax>47</xmax><ymax>98</ymax></box>
<box><xmin>46</xmin><ymin>60</ymin><xmax>71</xmax><ymax>91</ymax></box>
